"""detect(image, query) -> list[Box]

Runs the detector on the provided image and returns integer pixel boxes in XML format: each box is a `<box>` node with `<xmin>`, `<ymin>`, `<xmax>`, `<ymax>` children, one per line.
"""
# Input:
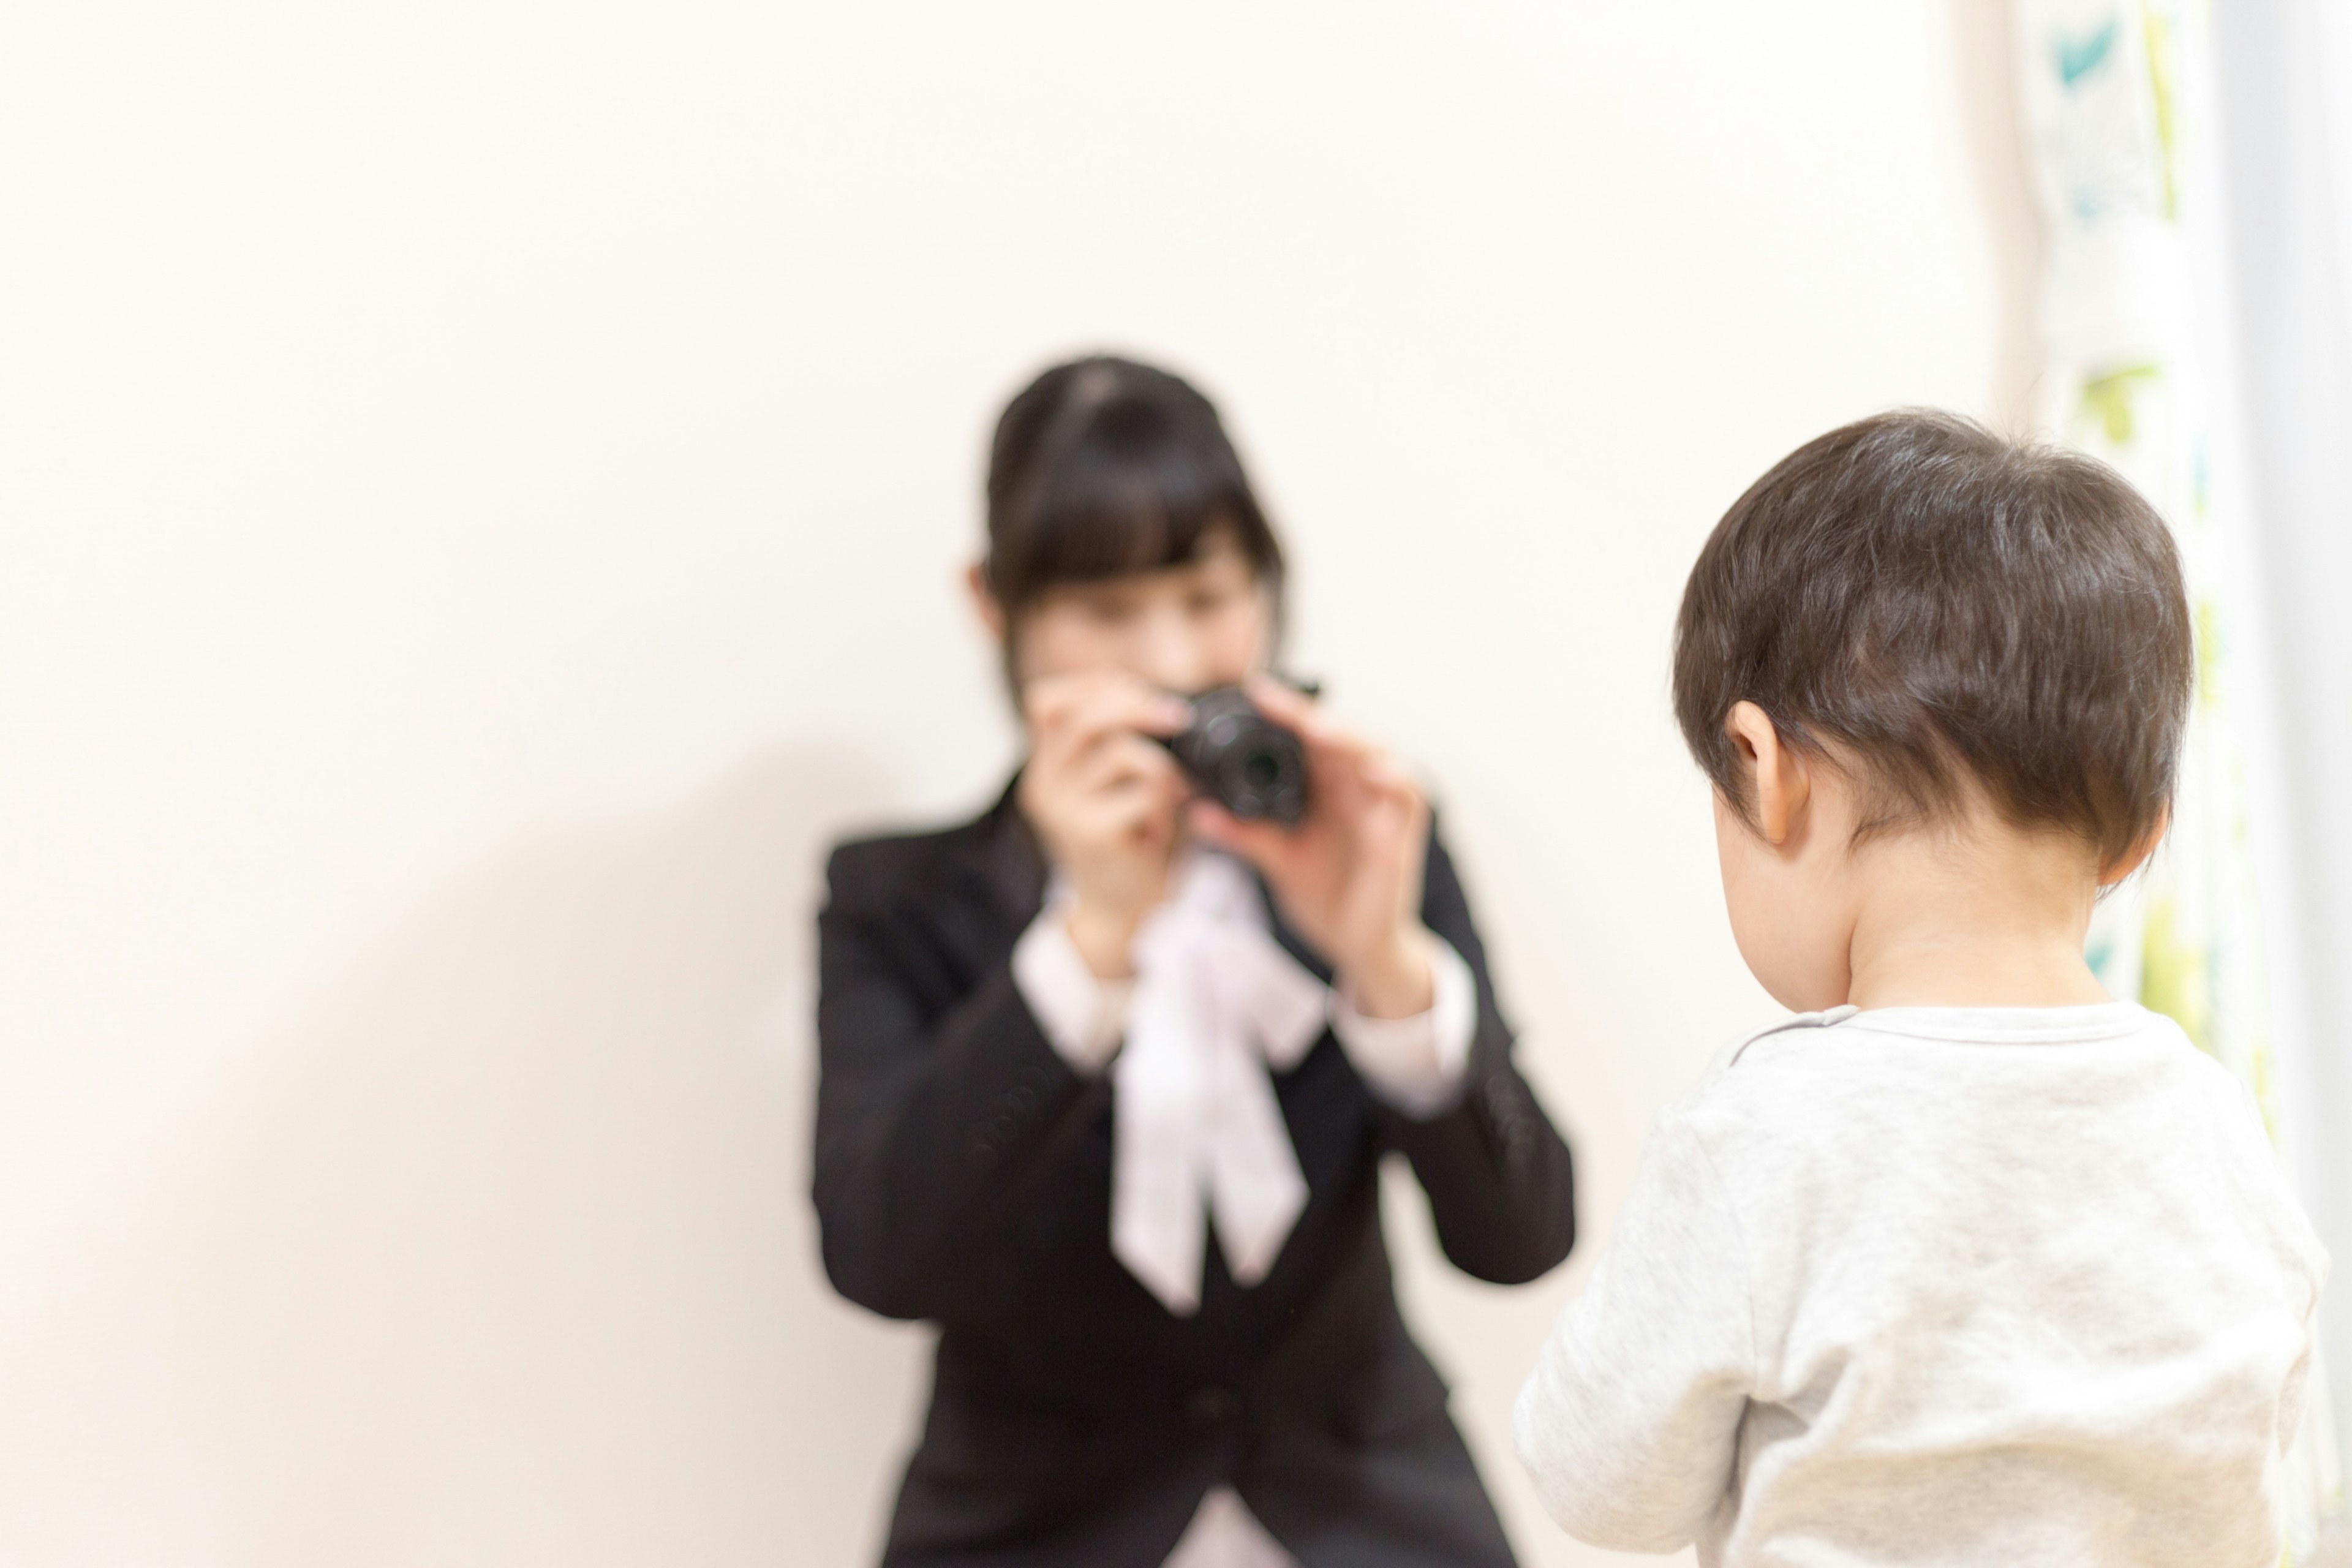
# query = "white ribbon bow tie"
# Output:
<box><xmin>1112</xmin><ymin>854</ymin><xmax>1331</xmax><ymax>1316</ymax></box>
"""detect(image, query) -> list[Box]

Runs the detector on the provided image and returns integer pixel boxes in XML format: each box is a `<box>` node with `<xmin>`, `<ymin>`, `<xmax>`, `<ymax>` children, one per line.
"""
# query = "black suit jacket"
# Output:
<box><xmin>813</xmin><ymin>783</ymin><xmax>1577</xmax><ymax>1567</ymax></box>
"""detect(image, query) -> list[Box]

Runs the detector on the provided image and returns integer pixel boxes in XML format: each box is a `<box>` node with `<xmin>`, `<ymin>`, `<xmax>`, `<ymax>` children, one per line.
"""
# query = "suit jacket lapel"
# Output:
<box><xmin>924</xmin><ymin>774</ymin><xmax>1047</xmax><ymax>975</ymax></box>
<box><xmin>974</xmin><ymin>773</ymin><xmax>1047</xmax><ymax>926</ymax></box>
<box><xmin>1257</xmin><ymin>873</ymin><xmax>1335</xmax><ymax>987</ymax></box>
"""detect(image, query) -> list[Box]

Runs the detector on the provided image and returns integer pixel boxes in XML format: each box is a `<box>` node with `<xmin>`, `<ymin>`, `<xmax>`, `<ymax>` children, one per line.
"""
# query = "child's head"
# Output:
<box><xmin>970</xmin><ymin>355</ymin><xmax>1284</xmax><ymax>702</ymax></box>
<box><xmin>1672</xmin><ymin>410</ymin><xmax>2193</xmax><ymax>1010</ymax></box>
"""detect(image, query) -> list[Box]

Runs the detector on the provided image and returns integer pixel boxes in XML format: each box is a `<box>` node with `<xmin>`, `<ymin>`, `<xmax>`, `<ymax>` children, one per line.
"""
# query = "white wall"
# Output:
<box><xmin>0</xmin><ymin>4</ymin><xmax>2024</xmax><ymax>1562</ymax></box>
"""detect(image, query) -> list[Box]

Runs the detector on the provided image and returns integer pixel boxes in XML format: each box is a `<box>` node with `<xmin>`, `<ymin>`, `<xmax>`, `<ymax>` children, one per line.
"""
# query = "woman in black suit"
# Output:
<box><xmin>814</xmin><ymin>355</ymin><xmax>1576</xmax><ymax>1567</ymax></box>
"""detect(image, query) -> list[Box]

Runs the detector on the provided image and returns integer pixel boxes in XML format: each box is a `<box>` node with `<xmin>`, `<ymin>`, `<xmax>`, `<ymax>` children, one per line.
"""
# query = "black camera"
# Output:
<box><xmin>1163</xmin><ymin>685</ymin><xmax>1311</xmax><ymax>826</ymax></box>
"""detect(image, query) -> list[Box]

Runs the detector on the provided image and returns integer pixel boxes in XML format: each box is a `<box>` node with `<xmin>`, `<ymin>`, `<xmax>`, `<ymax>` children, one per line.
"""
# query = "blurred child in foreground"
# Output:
<box><xmin>1513</xmin><ymin>410</ymin><xmax>2326</xmax><ymax>1567</ymax></box>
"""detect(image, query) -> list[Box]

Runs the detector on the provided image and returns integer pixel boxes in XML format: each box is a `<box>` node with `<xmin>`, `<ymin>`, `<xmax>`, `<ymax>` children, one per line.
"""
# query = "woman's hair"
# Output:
<box><xmin>982</xmin><ymin>355</ymin><xmax>1285</xmax><ymax>638</ymax></box>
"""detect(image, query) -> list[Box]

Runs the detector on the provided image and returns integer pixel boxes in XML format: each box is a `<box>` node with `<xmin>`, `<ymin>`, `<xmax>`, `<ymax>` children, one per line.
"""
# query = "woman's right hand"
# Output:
<box><xmin>1017</xmin><ymin>672</ymin><xmax>1195</xmax><ymax>979</ymax></box>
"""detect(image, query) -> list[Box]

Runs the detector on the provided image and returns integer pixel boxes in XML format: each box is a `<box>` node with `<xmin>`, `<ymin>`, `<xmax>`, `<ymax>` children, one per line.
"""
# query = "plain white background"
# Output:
<box><xmin>0</xmin><ymin>3</ymin><xmax>2037</xmax><ymax>1562</ymax></box>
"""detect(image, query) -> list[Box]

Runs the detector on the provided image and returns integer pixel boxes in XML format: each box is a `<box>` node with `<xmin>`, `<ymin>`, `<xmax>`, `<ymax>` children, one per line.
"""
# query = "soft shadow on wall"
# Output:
<box><xmin>14</xmin><ymin>739</ymin><xmax>930</xmax><ymax>1566</ymax></box>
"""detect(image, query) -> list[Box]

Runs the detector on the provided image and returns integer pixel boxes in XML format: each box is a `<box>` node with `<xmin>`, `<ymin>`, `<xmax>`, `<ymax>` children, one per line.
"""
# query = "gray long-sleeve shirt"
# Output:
<box><xmin>1514</xmin><ymin>1003</ymin><xmax>2326</xmax><ymax>1567</ymax></box>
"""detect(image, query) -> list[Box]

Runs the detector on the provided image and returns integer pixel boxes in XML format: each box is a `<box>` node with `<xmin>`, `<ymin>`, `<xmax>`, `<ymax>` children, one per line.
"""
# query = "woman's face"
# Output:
<box><xmin>1001</xmin><ymin>529</ymin><xmax>1273</xmax><ymax>698</ymax></box>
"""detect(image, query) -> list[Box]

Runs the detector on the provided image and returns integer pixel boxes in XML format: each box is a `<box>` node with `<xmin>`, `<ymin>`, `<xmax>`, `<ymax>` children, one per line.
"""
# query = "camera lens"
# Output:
<box><xmin>1162</xmin><ymin>685</ymin><xmax>1311</xmax><ymax>826</ymax></box>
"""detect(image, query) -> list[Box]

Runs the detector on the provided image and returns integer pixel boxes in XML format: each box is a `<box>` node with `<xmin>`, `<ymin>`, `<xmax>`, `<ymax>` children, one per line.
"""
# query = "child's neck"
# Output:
<box><xmin>1842</xmin><ymin>820</ymin><xmax>2113</xmax><ymax>1011</ymax></box>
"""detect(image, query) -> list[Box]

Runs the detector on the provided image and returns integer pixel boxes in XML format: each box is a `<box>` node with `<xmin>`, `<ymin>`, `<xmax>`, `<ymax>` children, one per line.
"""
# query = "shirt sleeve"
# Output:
<box><xmin>1009</xmin><ymin>907</ymin><xmax>1132</xmax><ymax>1075</ymax></box>
<box><xmin>1512</xmin><ymin>1112</ymin><xmax>1753</xmax><ymax>1552</ymax></box>
<box><xmin>1330</xmin><ymin>933</ymin><xmax>1476</xmax><ymax>1118</ymax></box>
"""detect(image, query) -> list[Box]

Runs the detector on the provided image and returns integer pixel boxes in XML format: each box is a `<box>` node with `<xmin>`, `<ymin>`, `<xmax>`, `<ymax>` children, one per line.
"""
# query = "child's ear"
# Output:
<box><xmin>1724</xmin><ymin>701</ymin><xmax>1811</xmax><ymax>847</ymax></box>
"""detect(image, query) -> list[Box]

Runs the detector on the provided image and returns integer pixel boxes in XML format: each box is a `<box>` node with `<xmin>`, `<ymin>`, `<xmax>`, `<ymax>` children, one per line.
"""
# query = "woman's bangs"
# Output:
<box><xmin>982</xmin><ymin>355</ymin><xmax>1283</xmax><ymax>622</ymax></box>
<box><xmin>1005</xmin><ymin>442</ymin><xmax>1240</xmax><ymax>594</ymax></box>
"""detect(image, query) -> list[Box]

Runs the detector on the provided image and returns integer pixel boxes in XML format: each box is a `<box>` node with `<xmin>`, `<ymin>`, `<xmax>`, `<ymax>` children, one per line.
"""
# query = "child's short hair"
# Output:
<box><xmin>1672</xmin><ymin>410</ymin><xmax>2193</xmax><ymax>869</ymax></box>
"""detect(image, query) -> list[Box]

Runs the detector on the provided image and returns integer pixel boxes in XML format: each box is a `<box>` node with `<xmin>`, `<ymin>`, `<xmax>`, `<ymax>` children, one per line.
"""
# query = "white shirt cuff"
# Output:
<box><xmin>1011</xmin><ymin>907</ymin><xmax>1131</xmax><ymax>1074</ymax></box>
<box><xmin>1330</xmin><ymin>934</ymin><xmax>1476</xmax><ymax>1118</ymax></box>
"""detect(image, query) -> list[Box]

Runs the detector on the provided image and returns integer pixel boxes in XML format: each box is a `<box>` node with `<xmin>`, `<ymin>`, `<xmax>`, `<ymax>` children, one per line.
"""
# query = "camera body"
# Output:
<box><xmin>1163</xmin><ymin>685</ymin><xmax>1310</xmax><ymax>826</ymax></box>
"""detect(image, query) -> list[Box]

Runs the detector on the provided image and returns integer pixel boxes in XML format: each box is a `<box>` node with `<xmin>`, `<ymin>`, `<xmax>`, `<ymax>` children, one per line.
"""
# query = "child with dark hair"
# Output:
<box><xmin>1513</xmin><ymin>410</ymin><xmax>2326</xmax><ymax>1566</ymax></box>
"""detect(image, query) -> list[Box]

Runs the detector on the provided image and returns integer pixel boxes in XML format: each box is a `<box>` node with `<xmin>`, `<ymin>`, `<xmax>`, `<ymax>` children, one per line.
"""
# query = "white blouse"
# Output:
<box><xmin>1011</xmin><ymin>850</ymin><xmax>1477</xmax><ymax>1567</ymax></box>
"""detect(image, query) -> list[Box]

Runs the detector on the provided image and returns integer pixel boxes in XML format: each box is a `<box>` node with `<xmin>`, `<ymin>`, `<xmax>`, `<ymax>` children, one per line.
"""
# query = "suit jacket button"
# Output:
<box><xmin>967</xmin><ymin>1139</ymin><xmax>998</xmax><ymax>1172</ymax></box>
<box><xmin>1186</xmin><ymin>1387</ymin><xmax>1239</xmax><ymax>1427</ymax></box>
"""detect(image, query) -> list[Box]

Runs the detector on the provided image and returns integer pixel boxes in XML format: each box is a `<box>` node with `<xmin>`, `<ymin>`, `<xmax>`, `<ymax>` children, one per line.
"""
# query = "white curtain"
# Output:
<box><xmin>2210</xmin><ymin>0</ymin><xmax>2352</xmax><ymax>1536</ymax></box>
<box><xmin>2013</xmin><ymin>0</ymin><xmax>2349</xmax><ymax>1553</ymax></box>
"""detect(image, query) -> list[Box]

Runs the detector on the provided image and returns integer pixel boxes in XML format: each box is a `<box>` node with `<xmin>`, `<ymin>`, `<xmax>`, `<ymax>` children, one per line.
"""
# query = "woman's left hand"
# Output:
<box><xmin>1186</xmin><ymin>678</ymin><xmax>1437</xmax><ymax>1018</ymax></box>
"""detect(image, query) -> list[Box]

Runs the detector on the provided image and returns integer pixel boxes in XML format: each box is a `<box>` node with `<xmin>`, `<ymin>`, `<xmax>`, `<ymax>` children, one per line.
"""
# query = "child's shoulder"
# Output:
<box><xmin>1663</xmin><ymin>1000</ymin><xmax>2198</xmax><ymax>1154</ymax></box>
<box><xmin>1671</xmin><ymin>1005</ymin><xmax>1870</xmax><ymax>1120</ymax></box>
<box><xmin>1667</xmin><ymin>1005</ymin><xmax>2321</xmax><ymax>1275</ymax></box>
<box><xmin>1698</xmin><ymin>1005</ymin><xmax>1863</xmax><ymax>1079</ymax></box>
<box><xmin>1688</xmin><ymin>1000</ymin><xmax>2203</xmax><ymax>1098</ymax></box>
<box><xmin>1656</xmin><ymin>1006</ymin><xmax>1871</xmax><ymax>1147</ymax></box>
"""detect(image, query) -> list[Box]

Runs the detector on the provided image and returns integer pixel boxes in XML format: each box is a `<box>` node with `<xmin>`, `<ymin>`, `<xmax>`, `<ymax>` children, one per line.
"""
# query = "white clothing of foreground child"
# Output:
<box><xmin>1513</xmin><ymin>411</ymin><xmax>2326</xmax><ymax>1567</ymax></box>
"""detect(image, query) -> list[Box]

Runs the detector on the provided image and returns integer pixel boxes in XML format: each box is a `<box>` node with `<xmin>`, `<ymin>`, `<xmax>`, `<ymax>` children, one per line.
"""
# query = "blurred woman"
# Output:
<box><xmin>813</xmin><ymin>354</ymin><xmax>1577</xmax><ymax>1567</ymax></box>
